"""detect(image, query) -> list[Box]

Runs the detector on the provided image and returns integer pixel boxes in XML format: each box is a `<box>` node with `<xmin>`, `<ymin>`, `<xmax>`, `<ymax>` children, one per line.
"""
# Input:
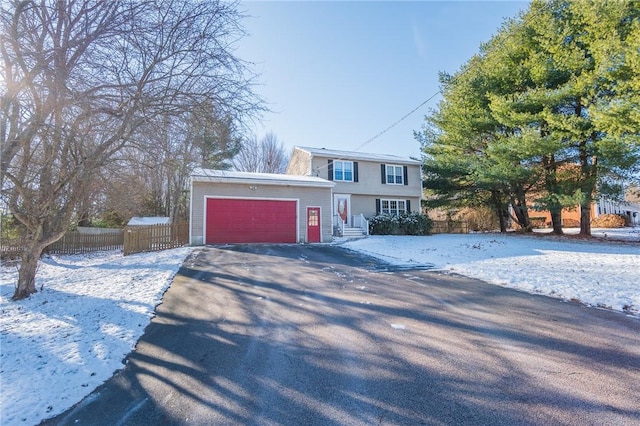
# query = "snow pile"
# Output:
<box><xmin>0</xmin><ymin>247</ymin><xmax>193</xmax><ymax>425</ymax></box>
<box><xmin>343</xmin><ymin>232</ymin><xmax>640</xmax><ymax>315</ymax></box>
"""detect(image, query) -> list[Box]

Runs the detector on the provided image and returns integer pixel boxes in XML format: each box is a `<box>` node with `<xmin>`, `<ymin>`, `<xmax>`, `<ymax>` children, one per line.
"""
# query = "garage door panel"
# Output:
<box><xmin>206</xmin><ymin>199</ymin><xmax>297</xmax><ymax>244</ymax></box>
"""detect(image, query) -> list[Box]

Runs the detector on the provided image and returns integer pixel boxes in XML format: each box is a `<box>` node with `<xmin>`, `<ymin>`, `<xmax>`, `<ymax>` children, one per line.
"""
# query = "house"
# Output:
<box><xmin>286</xmin><ymin>146</ymin><xmax>422</xmax><ymax>236</ymax></box>
<box><xmin>188</xmin><ymin>147</ymin><xmax>423</xmax><ymax>245</ymax></box>
<box><xmin>595</xmin><ymin>198</ymin><xmax>640</xmax><ymax>226</ymax></box>
<box><xmin>189</xmin><ymin>168</ymin><xmax>335</xmax><ymax>245</ymax></box>
<box><xmin>524</xmin><ymin>196</ymin><xmax>640</xmax><ymax>229</ymax></box>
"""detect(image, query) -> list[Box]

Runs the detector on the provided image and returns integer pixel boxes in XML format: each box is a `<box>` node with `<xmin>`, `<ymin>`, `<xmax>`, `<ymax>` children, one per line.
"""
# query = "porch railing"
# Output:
<box><xmin>333</xmin><ymin>214</ymin><xmax>344</xmax><ymax>237</ymax></box>
<box><xmin>353</xmin><ymin>214</ymin><xmax>369</xmax><ymax>235</ymax></box>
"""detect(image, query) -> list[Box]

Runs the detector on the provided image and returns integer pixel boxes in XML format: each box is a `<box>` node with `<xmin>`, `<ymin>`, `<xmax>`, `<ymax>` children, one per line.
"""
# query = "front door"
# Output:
<box><xmin>307</xmin><ymin>207</ymin><xmax>321</xmax><ymax>243</ymax></box>
<box><xmin>333</xmin><ymin>194</ymin><xmax>350</xmax><ymax>226</ymax></box>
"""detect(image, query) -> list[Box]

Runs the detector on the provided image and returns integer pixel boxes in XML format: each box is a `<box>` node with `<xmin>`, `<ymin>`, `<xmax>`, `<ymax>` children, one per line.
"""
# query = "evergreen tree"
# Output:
<box><xmin>419</xmin><ymin>0</ymin><xmax>640</xmax><ymax>236</ymax></box>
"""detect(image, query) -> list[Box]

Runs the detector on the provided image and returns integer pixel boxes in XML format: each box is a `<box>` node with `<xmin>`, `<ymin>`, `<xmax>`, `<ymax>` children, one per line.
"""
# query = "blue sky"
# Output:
<box><xmin>236</xmin><ymin>1</ymin><xmax>529</xmax><ymax>160</ymax></box>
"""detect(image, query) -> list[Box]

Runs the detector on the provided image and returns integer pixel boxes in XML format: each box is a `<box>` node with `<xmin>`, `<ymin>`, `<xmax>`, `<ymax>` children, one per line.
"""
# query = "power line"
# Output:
<box><xmin>352</xmin><ymin>91</ymin><xmax>441</xmax><ymax>153</ymax></box>
<box><xmin>349</xmin><ymin>0</ymin><xmax>550</xmax><ymax>155</ymax></box>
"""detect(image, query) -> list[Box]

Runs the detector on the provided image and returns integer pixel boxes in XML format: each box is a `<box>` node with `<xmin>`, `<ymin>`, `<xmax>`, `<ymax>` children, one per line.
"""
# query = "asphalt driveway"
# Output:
<box><xmin>44</xmin><ymin>244</ymin><xmax>640</xmax><ymax>425</ymax></box>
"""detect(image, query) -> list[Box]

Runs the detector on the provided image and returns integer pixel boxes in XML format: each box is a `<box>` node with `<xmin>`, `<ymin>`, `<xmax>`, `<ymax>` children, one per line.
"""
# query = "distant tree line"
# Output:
<box><xmin>418</xmin><ymin>0</ymin><xmax>640</xmax><ymax>235</ymax></box>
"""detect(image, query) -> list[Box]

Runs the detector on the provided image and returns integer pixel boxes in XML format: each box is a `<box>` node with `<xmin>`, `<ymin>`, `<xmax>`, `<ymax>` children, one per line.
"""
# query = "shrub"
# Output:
<box><xmin>369</xmin><ymin>212</ymin><xmax>432</xmax><ymax>236</ymax></box>
<box><xmin>369</xmin><ymin>213</ymin><xmax>399</xmax><ymax>235</ymax></box>
<box><xmin>454</xmin><ymin>207</ymin><xmax>499</xmax><ymax>232</ymax></box>
<box><xmin>399</xmin><ymin>212</ymin><xmax>433</xmax><ymax>235</ymax></box>
<box><xmin>529</xmin><ymin>216</ymin><xmax>548</xmax><ymax>229</ymax></box>
<box><xmin>562</xmin><ymin>218</ymin><xmax>581</xmax><ymax>228</ymax></box>
<box><xmin>591</xmin><ymin>214</ymin><xmax>627</xmax><ymax>228</ymax></box>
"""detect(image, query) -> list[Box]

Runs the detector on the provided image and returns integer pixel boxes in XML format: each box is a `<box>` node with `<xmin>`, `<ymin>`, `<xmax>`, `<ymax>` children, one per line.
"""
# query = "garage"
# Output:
<box><xmin>190</xmin><ymin>169</ymin><xmax>335</xmax><ymax>245</ymax></box>
<box><xmin>205</xmin><ymin>198</ymin><xmax>297</xmax><ymax>244</ymax></box>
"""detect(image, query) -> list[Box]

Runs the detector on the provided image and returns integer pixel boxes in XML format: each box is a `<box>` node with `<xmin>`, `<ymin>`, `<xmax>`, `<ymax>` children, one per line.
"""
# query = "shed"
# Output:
<box><xmin>190</xmin><ymin>168</ymin><xmax>335</xmax><ymax>245</ymax></box>
<box><xmin>127</xmin><ymin>217</ymin><xmax>171</xmax><ymax>226</ymax></box>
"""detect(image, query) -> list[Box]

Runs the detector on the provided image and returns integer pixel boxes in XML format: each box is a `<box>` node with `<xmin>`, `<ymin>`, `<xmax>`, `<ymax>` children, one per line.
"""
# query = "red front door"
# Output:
<box><xmin>307</xmin><ymin>207</ymin><xmax>321</xmax><ymax>243</ymax></box>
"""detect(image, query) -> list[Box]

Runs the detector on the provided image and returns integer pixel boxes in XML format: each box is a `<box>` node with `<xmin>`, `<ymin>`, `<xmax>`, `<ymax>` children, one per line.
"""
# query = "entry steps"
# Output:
<box><xmin>342</xmin><ymin>226</ymin><xmax>367</xmax><ymax>239</ymax></box>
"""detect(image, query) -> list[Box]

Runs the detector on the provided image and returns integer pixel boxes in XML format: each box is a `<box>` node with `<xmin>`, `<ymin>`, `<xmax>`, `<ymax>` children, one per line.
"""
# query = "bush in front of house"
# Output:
<box><xmin>369</xmin><ymin>213</ymin><xmax>400</xmax><ymax>235</ymax></box>
<box><xmin>399</xmin><ymin>212</ymin><xmax>433</xmax><ymax>235</ymax></box>
<box><xmin>369</xmin><ymin>212</ymin><xmax>433</xmax><ymax>235</ymax></box>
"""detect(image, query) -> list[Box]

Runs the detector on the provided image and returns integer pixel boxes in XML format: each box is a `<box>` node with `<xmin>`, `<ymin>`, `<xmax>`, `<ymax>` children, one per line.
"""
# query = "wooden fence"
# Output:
<box><xmin>47</xmin><ymin>231</ymin><xmax>124</xmax><ymax>255</ymax></box>
<box><xmin>1</xmin><ymin>232</ymin><xmax>124</xmax><ymax>259</ymax></box>
<box><xmin>1</xmin><ymin>223</ymin><xmax>189</xmax><ymax>259</ymax></box>
<box><xmin>123</xmin><ymin>222</ymin><xmax>189</xmax><ymax>256</ymax></box>
<box><xmin>431</xmin><ymin>220</ymin><xmax>469</xmax><ymax>234</ymax></box>
<box><xmin>1</xmin><ymin>236</ymin><xmax>30</xmax><ymax>259</ymax></box>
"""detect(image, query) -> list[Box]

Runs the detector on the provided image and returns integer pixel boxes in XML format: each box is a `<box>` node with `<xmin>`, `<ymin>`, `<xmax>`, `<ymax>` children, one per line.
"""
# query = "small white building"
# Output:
<box><xmin>127</xmin><ymin>217</ymin><xmax>171</xmax><ymax>226</ymax></box>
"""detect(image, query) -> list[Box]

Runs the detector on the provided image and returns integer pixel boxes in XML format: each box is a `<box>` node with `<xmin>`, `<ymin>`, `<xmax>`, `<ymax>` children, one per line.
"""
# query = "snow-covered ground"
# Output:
<box><xmin>0</xmin><ymin>248</ymin><xmax>193</xmax><ymax>425</ymax></box>
<box><xmin>342</xmin><ymin>229</ymin><xmax>640</xmax><ymax>315</ymax></box>
<box><xmin>1</xmin><ymin>230</ymin><xmax>639</xmax><ymax>425</ymax></box>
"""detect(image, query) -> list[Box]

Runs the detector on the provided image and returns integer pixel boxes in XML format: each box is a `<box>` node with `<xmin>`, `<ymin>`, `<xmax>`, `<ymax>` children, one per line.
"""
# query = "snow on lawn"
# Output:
<box><xmin>0</xmin><ymin>247</ymin><xmax>193</xmax><ymax>426</ymax></box>
<box><xmin>342</xmin><ymin>231</ymin><xmax>640</xmax><ymax>316</ymax></box>
<box><xmin>1</xmin><ymin>232</ymin><xmax>638</xmax><ymax>426</ymax></box>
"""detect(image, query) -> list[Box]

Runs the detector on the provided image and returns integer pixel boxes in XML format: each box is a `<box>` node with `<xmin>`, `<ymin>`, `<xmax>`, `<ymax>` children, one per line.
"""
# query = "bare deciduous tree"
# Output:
<box><xmin>0</xmin><ymin>0</ymin><xmax>261</xmax><ymax>300</ymax></box>
<box><xmin>233</xmin><ymin>132</ymin><xmax>288</xmax><ymax>174</ymax></box>
<box><xmin>232</xmin><ymin>134</ymin><xmax>261</xmax><ymax>172</ymax></box>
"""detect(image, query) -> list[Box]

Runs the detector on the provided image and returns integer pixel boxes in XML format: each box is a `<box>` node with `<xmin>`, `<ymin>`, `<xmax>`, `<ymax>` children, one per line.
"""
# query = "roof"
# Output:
<box><xmin>294</xmin><ymin>146</ymin><xmax>421</xmax><ymax>165</ymax></box>
<box><xmin>127</xmin><ymin>217</ymin><xmax>170</xmax><ymax>226</ymax></box>
<box><xmin>191</xmin><ymin>168</ymin><xmax>335</xmax><ymax>188</ymax></box>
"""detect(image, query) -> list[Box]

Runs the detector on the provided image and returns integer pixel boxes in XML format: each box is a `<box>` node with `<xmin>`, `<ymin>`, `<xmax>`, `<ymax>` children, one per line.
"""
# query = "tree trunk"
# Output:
<box><xmin>510</xmin><ymin>188</ymin><xmax>532</xmax><ymax>232</ymax></box>
<box><xmin>578</xmin><ymin>147</ymin><xmax>597</xmax><ymax>237</ymax></box>
<box><xmin>580</xmin><ymin>195</ymin><xmax>592</xmax><ymax>236</ymax></box>
<box><xmin>13</xmin><ymin>245</ymin><xmax>45</xmax><ymax>300</ymax></box>
<box><xmin>490</xmin><ymin>190</ymin><xmax>509</xmax><ymax>232</ymax></box>
<box><xmin>550</xmin><ymin>210</ymin><xmax>563</xmax><ymax>234</ymax></box>
<box><xmin>497</xmin><ymin>209</ymin><xmax>508</xmax><ymax>233</ymax></box>
<box><xmin>542</xmin><ymin>155</ymin><xmax>563</xmax><ymax>235</ymax></box>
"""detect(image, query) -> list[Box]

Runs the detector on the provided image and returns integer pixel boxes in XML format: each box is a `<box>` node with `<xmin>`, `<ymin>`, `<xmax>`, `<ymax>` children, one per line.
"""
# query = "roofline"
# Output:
<box><xmin>191</xmin><ymin>173</ymin><xmax>335</xmax><ymax>188</ymax></box>
<box><xmin>293</xmin><ymin>146</ymin><xmax>421</xmax><ymax>165</ymax></box>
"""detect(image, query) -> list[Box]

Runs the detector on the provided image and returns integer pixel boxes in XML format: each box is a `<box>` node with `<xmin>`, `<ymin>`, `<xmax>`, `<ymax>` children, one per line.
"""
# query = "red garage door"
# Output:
<box><xmin>206</xmin><ymin>198</ymin><xmax>297</xmax><ymax>244</ymax></box>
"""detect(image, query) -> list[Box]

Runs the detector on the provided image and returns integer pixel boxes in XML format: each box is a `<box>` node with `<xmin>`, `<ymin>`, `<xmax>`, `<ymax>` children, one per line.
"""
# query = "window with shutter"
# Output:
<box><xmin>379</xmin><ymin>199</ymin><xmax>406</xmax><ymax>215</ymax></box>
<box><xmin>332</xmin><ymin>160</ymin><xmax>354</xmax><ymax>182</ymax></box>
<box><xmin>385</xmin><ymin>165</ymin><xmax>404</xmax><ymax>185</ymax></box>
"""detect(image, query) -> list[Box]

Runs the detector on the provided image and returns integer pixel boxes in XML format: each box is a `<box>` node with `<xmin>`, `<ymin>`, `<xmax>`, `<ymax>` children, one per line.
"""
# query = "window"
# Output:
<box><xmin>308</xmin><ymin>209</ymin><xmax>319</xmax><ymax>226</ymax></box>
<box><xmin>386</xmin><ymin>165</ymin><xmax>403</xmax><ymax>185</ymax></box>
<box><xmin>334</xmin><ymin>160</ymin><xmax>354</xmax><ymax>182</ymax></box>
<box><xmin>381</xmin><ymin>199</ymin><xmax>406</xmax><ymax>216</ymax></box>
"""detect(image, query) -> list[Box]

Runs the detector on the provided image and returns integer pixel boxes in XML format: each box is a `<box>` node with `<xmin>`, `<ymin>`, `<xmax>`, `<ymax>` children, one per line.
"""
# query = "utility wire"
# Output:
<box><xmin>314</xmin><ymin>1</ymin><xmax>550</xmax><ymax>173</ymax></box>
<box><xmin>352</xmin><ymin>91</ymin><xmax>441</xmax><ymax>153</ymax></box>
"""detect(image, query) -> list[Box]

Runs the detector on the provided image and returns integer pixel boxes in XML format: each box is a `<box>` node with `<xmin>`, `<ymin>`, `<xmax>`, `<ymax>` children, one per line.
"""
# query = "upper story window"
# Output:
<box><xmin>334</xmin><ymin>160</ymin><xmax>354</xmax><ymax>182</ymax></box>
<box><xmin>386</xmin><ymin>165</ymin><xmax>404</xmax><ymax>185</ymax></box>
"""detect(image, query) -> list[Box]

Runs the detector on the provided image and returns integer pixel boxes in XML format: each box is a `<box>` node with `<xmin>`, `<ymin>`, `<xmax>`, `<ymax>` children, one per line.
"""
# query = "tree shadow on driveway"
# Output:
<box><xmin>43</xmin><ymin>245</ymin><xmax>640</xmax><ymax>425</ymax></box>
